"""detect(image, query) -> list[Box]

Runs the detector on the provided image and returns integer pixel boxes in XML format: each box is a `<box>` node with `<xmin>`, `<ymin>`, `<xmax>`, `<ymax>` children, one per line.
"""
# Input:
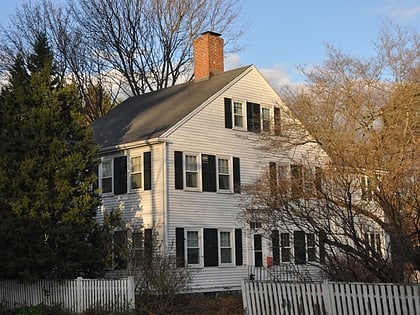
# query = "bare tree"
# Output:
<box><xmin>1</xmin><ymin>0</ymin><xmax>246</xmax><ymax>122</ymax></box>
<box><xmin>242</xmin><ymin>24</ymin><xmax>419</xmax><ymax>283</ymax></box>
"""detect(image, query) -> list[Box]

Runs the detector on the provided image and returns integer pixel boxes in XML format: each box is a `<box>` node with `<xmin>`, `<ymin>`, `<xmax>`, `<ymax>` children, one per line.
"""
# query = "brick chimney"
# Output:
<box><xmin>193</xmin><ymin>31</ymin><xmax>224</xmax><ymax>80</ymax></box>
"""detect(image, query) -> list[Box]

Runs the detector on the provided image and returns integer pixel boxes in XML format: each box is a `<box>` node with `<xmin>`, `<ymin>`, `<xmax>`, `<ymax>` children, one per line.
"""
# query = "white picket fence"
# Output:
<box><xmin>242</xmin><ymin>280</ymin><xmax>420</xmax><ymax>315</ymax></box>
<box><xmin>0</xmin><ymin>277</ymin><xmax>135</xmax><ymax>313</ymax></box>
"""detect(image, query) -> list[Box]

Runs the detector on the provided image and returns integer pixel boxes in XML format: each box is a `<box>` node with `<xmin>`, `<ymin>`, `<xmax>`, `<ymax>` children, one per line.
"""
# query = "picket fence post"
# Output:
<box><xmin>127</xmin><ymin>276</ymin><xmax>135</xmax><ymax>311</ymax></box>
<box><xmin>322</xmin><ymin>280</ymin><xmax>334</xmax><ymax>315</ymax></box>
<box><xmin>76</xmin><ymin>277</ymin><xmax>83</xmax><ymax>313</ymax></box>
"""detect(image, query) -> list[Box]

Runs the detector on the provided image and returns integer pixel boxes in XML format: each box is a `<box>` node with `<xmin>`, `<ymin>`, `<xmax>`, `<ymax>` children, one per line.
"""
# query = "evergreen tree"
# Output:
<box><xmin>0</xmin><ymin>33</ymin><xmax>107</xmax><ymax>279</ymax></box>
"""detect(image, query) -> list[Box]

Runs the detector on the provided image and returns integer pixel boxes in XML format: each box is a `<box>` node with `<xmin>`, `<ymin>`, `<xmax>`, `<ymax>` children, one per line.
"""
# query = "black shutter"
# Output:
<box><xmin>319</xmin><ymin>231</ymin><xmax>326</xmax><ymax>264</ymax></box>
<box><xmin>92</xmin><ymin>164</ymin><xmax>99</xmax><ymax>192</ymax></box>
<box><xmin>176</xmin><ymin>228</ymin><xmax>185</xmax><ymax>267</ymax></box>
<box><xmin>114</xmin><ymin>156</ymin><xmax>127</xmax><ymax>195</ymax></box>
<box><xmin>247</xmin><ymin>102</ymin><xmax>261</xmax><ymax>133</ymax></box>
<box><xmin>269</xmin><ymin>162</ymin><xmax>277</xmax><ymax>195</ymax></box>
<box><xmin>204</xmin><ymin>228</ymin><xmax>218</xmax><ymax>267</ymax></box>
<box><xmin>254</xmin><ymin>234</ymin><xmax>263</xmax><ymax>267</ymax></box>
<box><xmin>144</xmin><ymin>228</ymin><xmax>153</xmax><ymax>265</ymax></box>
<box><xmin>274</xmin><ymin>107</ymin><xmax>281</xmax><ymax>136</ymax></box>
<box><xmin>202</xmin><ymin>154</ymin><xmax>216</xmax><ymax>192</ymax></box>
<box><xmin>144</xmin><ymin>151</ymin><xmax>151</xmax><ymax>190</ymax></box>
<box><xmin>294</xmin><ymin>231</ymin><xmax>306</xmax><ymax>264</ymax></box>
<box><xmin>235</xmin><ymin>229</ymin><xmax>243</xmax><ymax>266</ymax></box>
<box><xmin>174</xmin><ymin>151</ymin><xmax>183</xmax><ymax>189</ymax></box>
<box><xmin>272</xmin><ymin>230</ymin><xmax>280</xmax><ymax>265</ymax></box>
<box><xmin>233</xmin><ymin>157</ymin><xmax>241</xmax><ymax>193</ymax></box>
<box><xmin>224</xmin><ymin>98</ymin><xmax>232</xmax><ymax>128</ymax></box>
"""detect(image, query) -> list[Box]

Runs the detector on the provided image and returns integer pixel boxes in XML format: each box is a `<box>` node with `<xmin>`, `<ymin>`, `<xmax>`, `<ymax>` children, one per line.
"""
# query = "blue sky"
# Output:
<box><xmin>1</xmin><ymin>0</ymin><xmax>419</xmax><ymax>86</ymax></box>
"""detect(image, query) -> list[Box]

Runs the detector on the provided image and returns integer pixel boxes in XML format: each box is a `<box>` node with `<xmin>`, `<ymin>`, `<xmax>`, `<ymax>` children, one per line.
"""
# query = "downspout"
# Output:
<box><xmin>162</xmin><ymin>140</ymin><xmax>168</xmax><ymax>251</ymax></box>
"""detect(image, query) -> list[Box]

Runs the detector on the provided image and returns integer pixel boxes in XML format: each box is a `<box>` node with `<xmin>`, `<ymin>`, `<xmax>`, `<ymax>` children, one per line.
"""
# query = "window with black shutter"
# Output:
<box><xmin>202</xmin><ymin>154</ymin><xmax>216</xmax><ymax>192</ymax></box>
<box><xmin>254</xmin><ymin>234</ymin><xmax>263</xmax><ymax>267</ymax></box>
<box><xmin>235</xmin><ymin>229</ymin><xmax>243</xmax><ymax>266</ymax></box>
<box><xmin>174</xmin><ymin>151</ymin><xmax>183</xmax><ymax>189</ymax></box>
<box><xmin>233</xmin><ymin>157</ymin><xmax>241</xmax><ymax>193</ymax></box>
<box><xmin>224</xmin><ymin>98</ymin><xmax>232</xmax><ymax>128</ymax></box>
<box><xmin>143</xmin><ymin>152</ymin><xmax>152</xmax><ymax>190</ymax></box>
<box><xmin>114</xmin><ymin>156</ymin><xmax>127</xmax><ymax>195</ymax></box>
<box><xmin>294</xmin><ymin>231</ymin><xmax>306</xmax><ymax>264</ymax></box>
<box><xmin>204</xmin><ymin>228</ymin><xmax>218</xmax><ymax>267</ymax></box>
<box><xmin>247</xmin><ymin>102</ymin><xmax>261</xmax><ymax>133</ymax></box>
<box><xmin>274</xmin><ymin>107</ymin><xmax>281</xmax><ymax>136</ymax></box>
<box><xmin>176</xmin><ymin>228</ymin><xmax>185</xmax><ymax>267</ymax></box>
<box><xmin>272</xmin><ymin>230</ymin><xmax>280</xmax><ymax>265</ymax></box>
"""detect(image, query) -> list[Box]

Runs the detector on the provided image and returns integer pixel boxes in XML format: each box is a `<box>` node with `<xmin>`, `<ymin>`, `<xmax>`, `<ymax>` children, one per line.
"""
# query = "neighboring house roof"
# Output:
<box><xmin>92</xmin><ymin>66</ymin><xmax>251</xmax><ymax>148</ymax></box>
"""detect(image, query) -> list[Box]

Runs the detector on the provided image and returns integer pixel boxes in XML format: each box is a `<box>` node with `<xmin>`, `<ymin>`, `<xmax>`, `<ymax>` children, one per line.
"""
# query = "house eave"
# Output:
<box><xmin>98</xmin><ymin>137</ymin><xmax>168</xmax><ymax>155</ymax></box>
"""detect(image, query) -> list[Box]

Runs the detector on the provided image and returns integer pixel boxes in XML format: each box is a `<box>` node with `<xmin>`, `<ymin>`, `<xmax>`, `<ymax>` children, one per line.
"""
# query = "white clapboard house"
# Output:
<box><xmin>92</xmin><ymin>32</ymin><xmax>327</xmax><ymax>292</ymax></box>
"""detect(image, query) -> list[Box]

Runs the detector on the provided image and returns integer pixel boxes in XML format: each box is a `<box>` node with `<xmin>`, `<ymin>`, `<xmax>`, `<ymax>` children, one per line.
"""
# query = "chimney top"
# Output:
<box><xmin>193</xmin><ymin>31</ymin><xmax>224</xmax><ymax>80</ymax></box>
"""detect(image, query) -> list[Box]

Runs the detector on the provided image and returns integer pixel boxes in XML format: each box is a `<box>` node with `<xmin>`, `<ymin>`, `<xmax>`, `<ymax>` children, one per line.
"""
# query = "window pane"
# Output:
<box><xmin>187</xmin><ymin>248</ymin><xmax>199</xmax><ymax>264</ymax></box>
<box><xmin>187</xmin><ymin>231</ymin><xmax>198</xmax><ymax>247</ymax></box>
<box><xmin>186</xmin><ymin>172</ymin><xmax>197</xmax><ymax>187</ymax></box>
<box><xmin>219</xmin><ymin>175</ymin><xmax>230</xmax><ymax>190</ymax></box>
<box><xmin>221</xmin><ymin>248</ymin><xmax>232</xmax><ymax>263</ymax></box>
<box><xmin>281</xmin><ymin>233</ymin><xmax>290</xmax><ymax>247</ymax></box>
<box><xmin>102</xmin><ymin>178</ymin><xmax>112</xmax><ymax>193</ymax></box>
<box><xmin>218</xmin><ymin>159</ymin><xmax>230</xmax><ymax>190</ymax></box>
<box><xmin>281</xmin><ymin>248</ymin><xmax>291</xmax><ymax>262</ymax></box>
<box><xmin>262</xmin><ymin>108</ymin><xmax>271</xmax><ymax>131</ymax></box>
<box><xmin>307</xmin><ymin>234</ymin><xmax>315</xmax><ymax>247</ymax></box>
<box><xmin>131</xmin><ymin>156</ymin><xmax>141</xmax><ymax>172</ymax></box>
<box><xmin>185</xmin><ymin>155</ymin><xmax>197</xmax><ymax>171</ymax></box>
<box><xmin>102</xmin><ymin>161</ymin><xmax>112</xmax><ymax>177</ymax></box>
<box><xmin>220</xmin><ymin>232</ymin><xmax>231</xmax><ymax>247</ymax></box>
<box><xmin>233</xmin><ymin>102</ymin><xmax>243</xmax><ymax>127</ymax></box>
<box><xmin>131</xmin><ymin>173</ymin><xmax>142</xmax><ymax>189</ymax></box>
<box><xmin>218</xmin><ymin>159</ymin><xmax>229</xmax><ymax>174</ymax></box>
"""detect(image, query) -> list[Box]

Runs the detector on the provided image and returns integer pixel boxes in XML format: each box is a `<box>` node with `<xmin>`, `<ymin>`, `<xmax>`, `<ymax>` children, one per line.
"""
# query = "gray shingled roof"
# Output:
<box><xmin>92</xmin><ymin>66</ymin><xmax>250</xmax><ymax>148</ymax></box>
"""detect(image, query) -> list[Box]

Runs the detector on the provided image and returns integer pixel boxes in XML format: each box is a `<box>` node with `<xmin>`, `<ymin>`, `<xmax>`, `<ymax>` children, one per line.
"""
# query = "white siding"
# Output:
<box><xmin>164</xmin><ymin>68</ymin><xmax>321</xmax><ymax>291</ymax></box>
<box><xmin>97</xmin><ymin>143</ymin><xmax>165</xmax><ymax>231</ymax></box>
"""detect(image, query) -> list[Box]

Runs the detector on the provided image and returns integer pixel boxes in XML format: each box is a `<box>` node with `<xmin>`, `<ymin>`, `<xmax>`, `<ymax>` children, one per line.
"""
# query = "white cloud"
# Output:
<box><xmin>259</xmin><ymin>65</ymin><xmax>292</xmax><ymax>90</ymax></box>
<box><xmin>380</xmin><ymin>1</ymin><xmax>420</xmax><ymax>20</ymax></box>
<box><xmin>225</xmin><ymin>53</ymin><xmax>243</xmax><ymax>70</ymax></box>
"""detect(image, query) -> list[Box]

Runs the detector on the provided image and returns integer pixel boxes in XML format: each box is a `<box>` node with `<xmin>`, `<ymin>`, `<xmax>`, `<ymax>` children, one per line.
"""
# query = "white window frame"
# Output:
<box><xmin>184</xmin><ymin>152</ymin><xmax>200</xmax><ymax>191</ymax></box>
<box><xmin>101</xmin><ymin>159</ymin><xmax>113</xmax><ymax>194</ymax></box>
<box><xmin>185</xmin><ymin>229</ymin><xmax>202</xmax><ymax>267</ymax></box>
<box><xmin>306</xmin><ymin>233</ymin><xmax>316</xmax><ymax>262</ymax></box>
<box><xmin>280</xmin><ymin>232</ymin><xmax>291</xmax><ymax>263</ymax></box>
<box><xmin>219</xmin><ymin>229</ymin><xmax>234</xmax><ymax>266</ymax></box>
<box><xmin>232</xmin><ymin>100</ymin><xmax>245</xmax><ymax>130</ymax></box>
<box><xmin>217</xmin><ymin>156</ymin><xmax>232</xmax><ymax>192</ymax></box>
<box><xmin>261</xmin><ymin>106</ymin><xmax>272</xmax><ymax>133</ymax></box>
<box><xmin>130</xmin><ymin>155</ymin><xmax>143</xmax><ymax>190</ymax></box>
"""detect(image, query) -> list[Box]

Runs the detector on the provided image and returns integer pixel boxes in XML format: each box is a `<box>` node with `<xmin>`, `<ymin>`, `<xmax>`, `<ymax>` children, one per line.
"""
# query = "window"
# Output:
<box><xmin>233</xmin><ymin>101</ymin><xmax>244</xmax><ymax>128</ymax></box>
<box><xmin>361</xmin><ymin>176</ymin><xmax>373</xmax><ymax>200</ymax></box>
<box><xmin>218</xmin><ymin>158</ymin><xmax>230</xmax><ymax>190</ymax></box>
<box><xmin>294</xmin><ymin>231</ymin><xmax>317</xmax><ymax>264</ymax></box>
<box><xmin>185</xmin><ymin>154</ymin><xmax>199</xmax><ymax>188</ymax></box>
<box><xmin>307</xmin><ymin>233</ymin><xmax>316</xmax><ymax>262</ymax></box>
<box><xmin>261</xmin><ymin>107</ymin><xmax>271</xmax><ymax>132</ymax></box>
<box><xmin>254</xmin><ymin>234</ymin><xmax>263</xmax><ymax>267</ymax></box>
<box><xmin>176</xmin><ymin>227</ymin><xmax>242</xmax><ymax>267</ymax></box>
<box><xmin>281</xmin><ymin>233</ymin><xmax>291</xmax><ymax>262</ymax></box>
<box><xmin>365</xmin><ymin>233</ymin><xmax>381</xmax><ymax>256</ymax></box>
<box><xmin>186</xmin><ymin>230</ymin><xmax>200</xmax><ymax>265</ymax></box>
<box><xmin>130</xmin><ymin>156</ymin><xmax>142</xmax><ymax>189</ymax></box>
<box><xmin>100</xmin><ymin>152</ymin><xmax>151</xmax><ymax>195</ymax></box>
<box><xmin>291</xmin><ymin>164</ymin><xmax>304</xmax><ymax>197</ymax></box>
<box><xmin>101</xmin><ymin>160</ymin><xmax>112</xmax><ymax>193</ymax></box>
<box><xmin>219</xmin><ymin>230</ymin><xmax>233</xmax><ymax>264</ymax></box>
<box><xmin>174</xmin><ymin>151</ymin><xmax>240</xmax><ymax>193</ymax></box>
